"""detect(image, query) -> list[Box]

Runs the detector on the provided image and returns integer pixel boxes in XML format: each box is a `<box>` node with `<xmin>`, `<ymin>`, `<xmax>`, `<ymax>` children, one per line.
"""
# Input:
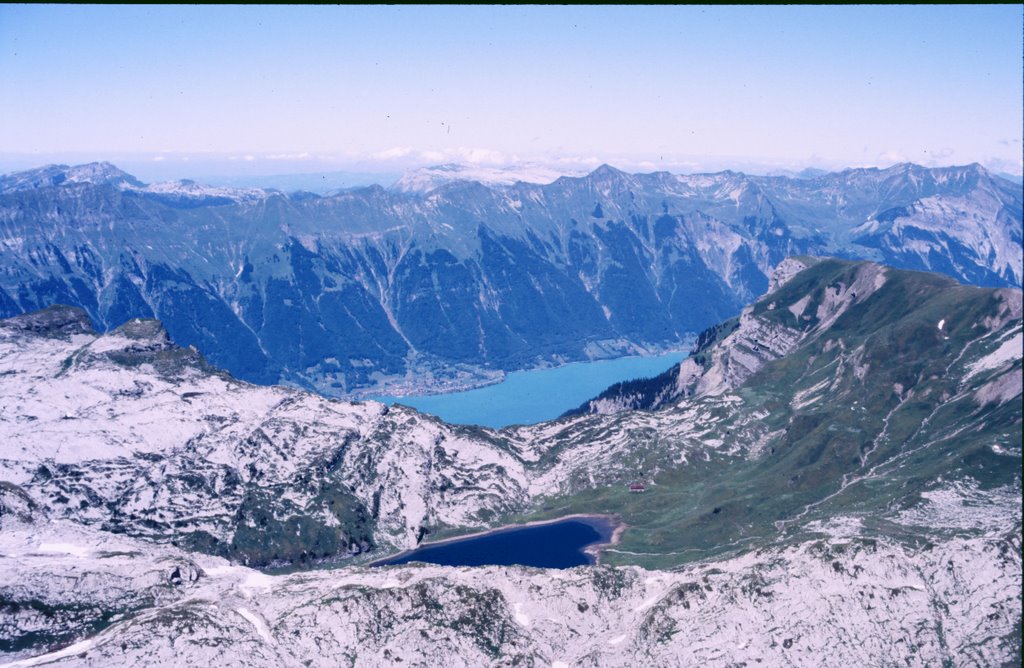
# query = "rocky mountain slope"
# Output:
<box><xmin>574</xmin><ymin>254</ymin><xmax>1018</xmax><ymax>416</ymax></box>
<box><xmin>1</xmin><ymin>258</ymin><xmax>1020</xmax><ymax>665</ymax></box>
<box><xmin>0</xmin><ymin>306</ymin><xmax>533</xmax><ymax>566</ymax></box>
<box><xmin>0</xmin><ymin>161</ymin><xmax>1019</xmax><ymax>395</ymax></box>
<box><xmin>3</xmin><ymin>508</ymin><xmax>1018</xmax><ymax>666</ymax></box>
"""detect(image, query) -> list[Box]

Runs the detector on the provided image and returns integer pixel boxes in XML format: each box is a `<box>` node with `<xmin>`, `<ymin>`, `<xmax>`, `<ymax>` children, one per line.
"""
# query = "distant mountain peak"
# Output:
<box><xmin>392</xmin><ymin>163</ymin><xmax>582</xmax><ymax>193</ymax></box>
<box><xmin>582</xmin><ymin>164</ymin><xmax>635</xmax><ymax>191</ymax></box>
<box><xmin>589</xmin><ymin>164</ymin><xmax>623</xmax><ymax>177</ymax></box>
<box><xmin>139</xmin><ymin>179</ymin><xmax>267</xmax><ymax>202</ymax></box>
<box><xmin>0</xmin><ymin>162</ymin><xmax>144</xmax><ymax>193</ymax></box>
<box><xmin>56</xmin><ymin>161</ymin><xmax>144</xmax><ymax>187</ymax></box>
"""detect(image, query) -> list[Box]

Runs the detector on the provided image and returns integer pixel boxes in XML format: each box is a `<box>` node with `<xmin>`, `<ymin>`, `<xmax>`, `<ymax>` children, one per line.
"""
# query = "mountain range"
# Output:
<box><xmin>1</xmin><ymin>257</ymin><xmax>1020</xmax><ymax>665</ymax></box>
<box><xmin>0</xmin><ymin>161</ymin><xmax>1019</xmax><ymax>396</ymax></box>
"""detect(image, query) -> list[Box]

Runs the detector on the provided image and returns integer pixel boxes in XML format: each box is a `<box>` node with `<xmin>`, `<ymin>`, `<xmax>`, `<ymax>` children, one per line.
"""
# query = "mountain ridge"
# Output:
<box><xmin>0</xmin><ymin>161</ymin><xmax>1019</xmax><ymax>396</ymax></box>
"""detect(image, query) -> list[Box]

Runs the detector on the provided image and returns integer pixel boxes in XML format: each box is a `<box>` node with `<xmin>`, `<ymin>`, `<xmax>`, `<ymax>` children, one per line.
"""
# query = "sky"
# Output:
<box><xmin>1</xmin><ymin>5</ymin><xmax>1022</xmax><ymax>182</ymax></box>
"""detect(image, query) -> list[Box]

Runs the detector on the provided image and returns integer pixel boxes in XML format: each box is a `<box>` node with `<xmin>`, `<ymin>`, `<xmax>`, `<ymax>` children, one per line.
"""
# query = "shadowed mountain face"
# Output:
<box><xmin>0</xmin><ymin>161</ymin><xmax>1019</xmax><ymax>394</ymax></box>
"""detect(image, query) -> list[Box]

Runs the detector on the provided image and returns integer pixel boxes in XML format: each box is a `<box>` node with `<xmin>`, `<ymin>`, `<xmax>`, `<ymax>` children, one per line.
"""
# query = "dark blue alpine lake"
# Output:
<box><xmin>373</xmin><ymin>517</ymin><xmax>614</xmax><ymax>569</ymax></box>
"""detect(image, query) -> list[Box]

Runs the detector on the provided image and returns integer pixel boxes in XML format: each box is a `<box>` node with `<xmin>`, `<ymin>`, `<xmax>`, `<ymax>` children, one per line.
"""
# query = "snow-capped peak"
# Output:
<box><xmin>391</xmin><ymin>163</ymin><xmax>584</xmax><ymax>194</ymax></box>
<box><xmin>132</xmin><ymin>178</ymin><xmax>269</xmax><ymax>202</ymax></box>
<box><xmin>0</xmin><ymin>162</ymin><xmax>144</xmax><ymax>193</ymax></box>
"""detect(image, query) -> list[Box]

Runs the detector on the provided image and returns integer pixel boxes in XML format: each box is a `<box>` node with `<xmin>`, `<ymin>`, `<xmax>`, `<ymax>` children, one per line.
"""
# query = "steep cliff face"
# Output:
<box><xmin>1</xmin><ymin>162</ymin><xmax>1019</xmax><ymax>394</ymax></box>
<box><xmin>1</xmin><ymin>259</ymin><xmax>1020</xmax><ymax>665</ymax></box>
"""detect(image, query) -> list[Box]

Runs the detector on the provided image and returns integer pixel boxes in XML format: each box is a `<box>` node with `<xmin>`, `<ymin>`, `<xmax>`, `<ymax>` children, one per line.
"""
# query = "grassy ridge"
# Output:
<box><xmin>515</xmin><ymin>260</ymin><xmax>1022</xmax><ymax>569</ymax></box>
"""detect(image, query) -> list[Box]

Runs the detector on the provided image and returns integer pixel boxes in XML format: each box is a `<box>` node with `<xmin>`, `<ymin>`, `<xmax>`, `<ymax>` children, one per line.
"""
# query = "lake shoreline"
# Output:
<box><xmin>587</xmin><ymin>518</ymin><xmax>630</xmax><ymax>566</ymax></box>
<box><xmin>351</xmin><ymin>337</ymin><xmax>696</xmax><ymax>402</ymax></box>
<box><xmin>370</xmin><ymin>513</ymin><xmax>625</xmax><ymax>568</ymax></box>
<box><xmin>368</xmin><ymin>348</ymin><xmax>693</xmax><ymax>428</ymax></box>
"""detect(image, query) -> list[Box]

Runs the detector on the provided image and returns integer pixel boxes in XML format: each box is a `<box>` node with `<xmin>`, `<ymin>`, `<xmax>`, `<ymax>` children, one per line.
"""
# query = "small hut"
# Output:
<box><xmin>628</xmin><ymin>483</ymin><xmax>646</xmax><ymax>493</ymax></box>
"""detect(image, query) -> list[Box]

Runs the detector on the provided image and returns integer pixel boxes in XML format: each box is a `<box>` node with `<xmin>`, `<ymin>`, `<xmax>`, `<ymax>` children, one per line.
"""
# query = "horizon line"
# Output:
<box><xmin>3</xmin><ymin>158</ymin><xmax>1021</xmax><ymax>192</ymax></box>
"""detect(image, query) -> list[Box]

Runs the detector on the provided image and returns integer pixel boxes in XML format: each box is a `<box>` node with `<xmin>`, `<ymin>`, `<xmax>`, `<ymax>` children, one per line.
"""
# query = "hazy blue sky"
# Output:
<box><xmin>1</xmin><ymin>5</ymin><xmax>1021</xmax><ymax>178</ymax></box>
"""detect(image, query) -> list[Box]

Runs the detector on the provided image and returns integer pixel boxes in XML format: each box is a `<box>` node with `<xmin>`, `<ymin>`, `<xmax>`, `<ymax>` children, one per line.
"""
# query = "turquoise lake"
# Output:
<box><xmin>374</xmin><ymin>350</ymin><xmax>687</xmax><ymax>428</ymax></box>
